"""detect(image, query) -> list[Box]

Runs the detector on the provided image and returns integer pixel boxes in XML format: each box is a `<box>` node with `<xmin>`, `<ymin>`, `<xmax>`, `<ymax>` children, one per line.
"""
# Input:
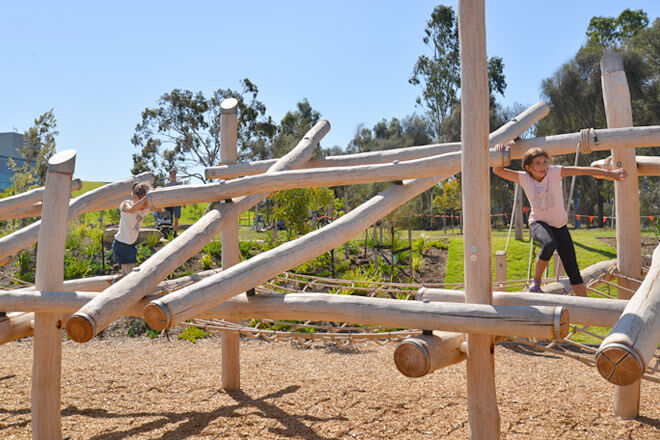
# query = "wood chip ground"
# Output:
<box><xmin>1</xmin><ymin>336</ymin><xmax>659</xmax><ymax>439</ymax></box>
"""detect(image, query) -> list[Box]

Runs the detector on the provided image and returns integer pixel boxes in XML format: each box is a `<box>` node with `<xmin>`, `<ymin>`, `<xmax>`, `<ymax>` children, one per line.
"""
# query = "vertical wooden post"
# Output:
<box><xmin>373</xmin><ymin>223</ymin><xmax>379</xmax><ymax>267</ymax></box>
<box><xmin>601</xmin><ymin>52</ymin><xmax>642</xmax><ymax>419</ymax></box>
<box><xmin>495</xmin><ymin>251</ymin><xmax>506</xmax><ymax>291</ymax></box>
<box><xmin>514</xmin><ymin>185</ymin><xmax>523</xmax><ymax>240</ymax></box>
<box><xmin>458</xmin><ymin>0</ymin><xmax>500</xmax><ymax>438</ymax></box>
<box><xmin>408</xmin><ymin>225</ymin><xmax>413</xmax><ymax>279</ymax></box>
<box><xmin>220</xmin><ymin>98</ymin><xmax>241</xmax><ymax>390</ymax></box>
<box><xmin>32</xmin><ymin>150</ymin><xmax>76</xmax><ymax>440</ymax></box>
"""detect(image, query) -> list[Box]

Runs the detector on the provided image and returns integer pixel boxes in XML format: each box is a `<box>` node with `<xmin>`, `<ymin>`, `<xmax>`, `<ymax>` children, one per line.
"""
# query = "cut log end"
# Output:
<box><xmin>556</xmin><ymin>307</ymin><xmax>570</xmax><ymax>339</ymax></box>
<box><xmin>394</xmin><ymin>339</ymin><xmax>430</xmax><ymax>377</ymax></box>
<box><xmin>595</xmin><ymin>343</ymin><xmax>644</xmax><ymax>386</ymax></box>
<box><xmin>143</xmin><ymin>301</ymin><xmax>170</xmax><ymax>331</ymax></box>
<box><xmin>65</xmin><ymin>313</ymin><xmax>96</xmax><ymax>343</ymax></box>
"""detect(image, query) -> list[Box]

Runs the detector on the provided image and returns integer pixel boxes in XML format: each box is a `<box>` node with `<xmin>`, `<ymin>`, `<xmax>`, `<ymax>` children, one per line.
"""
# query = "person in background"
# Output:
<box><xmin>112</xmin><ymin>182</ymin><xmax>154</xmax><ymax>276</ymax></box>
<box><xmin>493</xmin><ymin>144</ymin><xmax>627</xmax><ymax>296</ymax></box>
<box><xmin>165</xmin><ymin>167</ymin><xmax>183</xmax><ymax>234</ymax></box>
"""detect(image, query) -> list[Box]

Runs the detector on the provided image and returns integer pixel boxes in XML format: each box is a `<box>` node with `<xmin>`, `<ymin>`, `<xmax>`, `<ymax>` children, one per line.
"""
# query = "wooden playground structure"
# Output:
<box><xmin>2</xmin><ymin>1</ymin><xmax>660</xmax><ymax>438</ymax></box>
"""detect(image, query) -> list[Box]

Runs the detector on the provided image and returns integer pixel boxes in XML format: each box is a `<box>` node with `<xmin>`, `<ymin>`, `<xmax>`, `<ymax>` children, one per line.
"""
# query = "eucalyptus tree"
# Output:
<box><xmin>131</xmin><ymin>78</ymin><xmax>277</xmax><ymax>184</ymax></box>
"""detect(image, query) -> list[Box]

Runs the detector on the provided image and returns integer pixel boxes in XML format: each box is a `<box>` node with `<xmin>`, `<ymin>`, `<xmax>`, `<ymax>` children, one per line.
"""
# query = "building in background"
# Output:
<box><xmin>0</xmin><ymin>132</ymin><xmax>26</xmax><ymax>190</ymax></box>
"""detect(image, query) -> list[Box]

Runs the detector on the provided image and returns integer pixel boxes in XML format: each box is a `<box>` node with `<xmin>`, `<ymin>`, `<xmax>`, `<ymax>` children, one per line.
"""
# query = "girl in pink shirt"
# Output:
<box><xmin>493</xmin><ymin>145</ymin><xmax>627</xmax><ymax>296</ymax></box>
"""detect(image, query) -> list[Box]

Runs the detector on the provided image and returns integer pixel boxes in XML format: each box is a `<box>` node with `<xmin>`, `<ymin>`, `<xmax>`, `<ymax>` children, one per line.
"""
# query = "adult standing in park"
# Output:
<box><xmin>165</xmin><ymin>168</ymin><xmax>183</xmax><ymax>234</ymax></box>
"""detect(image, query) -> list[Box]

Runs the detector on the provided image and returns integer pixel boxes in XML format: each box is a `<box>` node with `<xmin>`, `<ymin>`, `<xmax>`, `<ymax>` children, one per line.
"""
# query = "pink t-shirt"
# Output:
<box><xmin>517</xmin><ymin>165</ymin><xmax>568</xmax><ymax>228</ymax></box>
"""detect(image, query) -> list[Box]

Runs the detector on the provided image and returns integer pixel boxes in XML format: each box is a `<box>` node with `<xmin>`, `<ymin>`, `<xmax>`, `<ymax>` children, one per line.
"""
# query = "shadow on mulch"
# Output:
<box><xmin>60</xmin><ymin>385</ymin><xmax>346</xmax><ymax>440</ymax></box>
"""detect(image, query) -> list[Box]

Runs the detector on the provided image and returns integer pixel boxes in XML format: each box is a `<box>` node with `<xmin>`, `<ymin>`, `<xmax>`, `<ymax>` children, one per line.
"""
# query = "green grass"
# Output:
<box><xmin>72</xmin><ymin>181</ymin><xmax>108</xmax><ymax>198</ymax></box>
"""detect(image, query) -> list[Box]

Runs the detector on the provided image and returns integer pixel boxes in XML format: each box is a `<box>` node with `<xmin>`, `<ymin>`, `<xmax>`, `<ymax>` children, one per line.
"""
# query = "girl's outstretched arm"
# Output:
<box><xmin>561</xmin><ymin>166</ymin><xmax>628</xmax><ymax>181</ymax></box>
<box><xmin>492</xmin><ymin>144</ymin><xmax>519</xmax><ymax>183</ymax></box>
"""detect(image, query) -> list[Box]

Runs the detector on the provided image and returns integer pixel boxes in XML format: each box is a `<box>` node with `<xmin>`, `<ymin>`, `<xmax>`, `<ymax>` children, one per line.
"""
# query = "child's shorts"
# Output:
<box><xmin>112</xmin><ymin>239</ymin><xmax>138</xmax><ymax>265</ymax></box>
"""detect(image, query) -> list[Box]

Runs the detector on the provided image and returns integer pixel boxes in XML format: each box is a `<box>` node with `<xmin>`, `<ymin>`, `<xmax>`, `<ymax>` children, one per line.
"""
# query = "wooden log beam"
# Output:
<box><xmin>149</xmin><ymin>149</ymin><xmax>511</xmax><ymax>208</ymax></box>
<box><xmin>143</xmin><ymin>102</ymin><xmax>550</xmax><ymax>331</ymax></box>
<box><xmin>0</xmin><ymin>312</ymin><xmax>34</xmax><ymax>345</ymax></box>
<box><xmin>204</xmin><ymin>102</ymin><xmax>549</xmax><ymax>180</ymax></box>
<box><xmin>1</xmin><ymin>292</ymin><xmax>568</xmax><ymax>341</ymax></box>
<box><xmin>596</xmin><ymin>244</ymin><xmax>660</xmax><ymax>387</ymax></box>
<box><xmin>65</xmin><ymin>121</ymin><xmax>331</xmax><ymax>343</ymax></box>
<box><xmin>601</xmin><ymin>51</ymin><xmax>642</xmax><ymax>418</ymax></box>
<box><xmin>32</xmin><ymin>149</ymin><xmax>76</xmax><ymax>440</ymax></box>
<box><xmin>0</xmin><ymin>172</ymin><xmax>153</xmax><ymax>265</ymax></box>
<box><xmin>539</xmin><ymin>259</ymin><xmax>617</xmax><ymax>295</ymax></box>
<box><xmin>0</xmin><ymin>269</ymin><xmax>222</xmax><ymax>313</ymax></box>
<box><xmin>418</xmin><ymin>288</ymin><xmax>626</xmax><ymax>327</ymax></box>
<box><xmin>219</xmin><ymin>97</ymin><xmax>241</xmax><ymax>390</ymax></box>
<box><xmin>0</xmin><ymin>178</ymin><xmax>81</xmax><ymax>221</ymax></box>
<box><xmin>394</xmin><ymin>331</ymin><xmax>466</xmax><ymax>378</ymax></box>
<box><xmin>203</xmin><ymin>126</ymin><xmax>660</xmax><ymax>184</ymax></box>
<box><xmin>592</xmin><ymin>156</ymin><xmax>660</xmax><ymax>177</ymax></box>
<box><xmin>509</xmin><ymin>125</ymin><xmax>660</xmax><ymax>159</ymax></box>
<box><xmin>458</xmin><ymin>0</ymin><xmax>499</xmax><ymax>437</ymax></box>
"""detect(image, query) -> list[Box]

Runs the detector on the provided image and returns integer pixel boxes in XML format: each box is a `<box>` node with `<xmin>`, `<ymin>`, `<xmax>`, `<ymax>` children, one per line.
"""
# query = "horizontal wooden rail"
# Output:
<box><xmin>0</xmin><ymin>178</ymin><xmax>82</xmax><ymax>221</ymax></box>
<box><xmin>418</xmin><ymin>288</ymin><xmax>626</xmax><ymax>327</ymax></box>
<box><xmin>0</xmin><ymin>172</ymin><xmax>153</xmax><ymax>265</ymax></box>
<box><xmin>204</xmin><ymin>102</ymin><xmax>550</xmax><ymax>180</ymax></box>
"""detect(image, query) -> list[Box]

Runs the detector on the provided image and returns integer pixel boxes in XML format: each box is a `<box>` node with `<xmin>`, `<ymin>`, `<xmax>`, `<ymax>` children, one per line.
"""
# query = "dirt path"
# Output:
<box><xmin>1</xmin><ymin>337</ymin><xmax>659</xmax><ymax>439</ymax></box>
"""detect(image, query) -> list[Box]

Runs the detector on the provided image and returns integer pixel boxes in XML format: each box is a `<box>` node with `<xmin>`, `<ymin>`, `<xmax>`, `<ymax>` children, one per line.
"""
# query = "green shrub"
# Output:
<box><xmin>128</xmin><ymin>318</ymin><xmax>160</xmax><ymax>339</ymax></box>
<box><xmin>136</xmin><ymin>244</ymin><xmax>152</xmax><ymax>263</ymax></box>
<box><xmin>178</xmin><ymin>326</ymin><xmax>209</xmax><ymax>343</ymax></box>
<box><xmin>201</xmin><ymin>253</ymin><xmax>213</xmax><ymax>270</ymax></box>
<box><xmin>429</xmin><ymin>240</ymin><xmax>448</xmax><ymax>250</ymax></box>
<box><xmin>63</xmin><ymin>255</ymin><xmax>91</xmax><ymax>280</ymax></box>
<box><xmin>13</xmin><ymin>249</ymin><xmax>35</xmax><ymax>283</ymax></box>
<box><xmin>203</xmin><ymin>239</ymin><xmax>223</xmax><ymax>260</ymax></box>
<box><xmin>143</xmin><ymin>231</ymin><xmax>161</xmax><ymax>249</ymax></box>
<box><xmin>238</xmin><ymin>240</ymin><xmax>259</xmax><ymax>261</ymax></box>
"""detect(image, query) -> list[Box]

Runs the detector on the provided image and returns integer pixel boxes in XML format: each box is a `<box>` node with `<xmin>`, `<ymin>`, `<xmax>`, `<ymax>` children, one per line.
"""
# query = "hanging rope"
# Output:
<box><xmin>504</xmin><ymin>182</ymin><xmax>519</xmax><ymax>253</ymax></box>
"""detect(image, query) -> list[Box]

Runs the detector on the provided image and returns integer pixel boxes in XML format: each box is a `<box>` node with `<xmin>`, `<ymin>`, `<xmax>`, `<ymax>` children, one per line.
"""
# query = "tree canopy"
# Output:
<box><xmin>409</xmin><ymin>4</ymin><xmax>506</xmax><ymax>142</ymax></box>
<box><xmin>131</xmin><ymin>79</ymin><xmax>277</xmax><ymax>184</ymax></box>
<box><xmin>6</xmin><ymin>110</ymin><xmax>58</xmax><ymax>196</ymax></box>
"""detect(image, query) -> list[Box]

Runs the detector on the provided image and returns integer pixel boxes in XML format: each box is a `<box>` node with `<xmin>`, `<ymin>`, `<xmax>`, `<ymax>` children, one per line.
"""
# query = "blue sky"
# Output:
<box><xmin>2</xmin><ymin>1</ymin><xmax>660</xmax><ymax>182</ymax></box>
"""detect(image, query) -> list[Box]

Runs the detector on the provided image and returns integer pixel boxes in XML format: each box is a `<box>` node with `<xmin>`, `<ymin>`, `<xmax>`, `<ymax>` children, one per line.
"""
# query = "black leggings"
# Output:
<box><xmin>530</xmin><ymin>221</ymin><xmax>584</xmax><ymax>285</ymax></box>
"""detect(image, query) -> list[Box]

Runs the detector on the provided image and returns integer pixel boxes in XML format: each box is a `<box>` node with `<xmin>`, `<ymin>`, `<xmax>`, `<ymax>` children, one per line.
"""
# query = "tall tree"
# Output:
<box><xmin>409</xmin><ymin>4</ymin><xmax>506</xmax><ymax>142</ymax></box>
<box><xmin>586</xmin><ymin>9</ymin><xmax>649</xmax><ymax>49</ymax></box>
<box><xmin>6</xmin><ymin>110</ymin><xmax>58</xmax><ymax>195</ymax></box>
<box><xmin>131</xmin><ymin>79</ymin><xmax>277</xmax><ymax>184</ymax></box>
<box><xmin>535</xmin><ymin>9</ymin><xmax>653</xmax><ymax>225</ymax></box>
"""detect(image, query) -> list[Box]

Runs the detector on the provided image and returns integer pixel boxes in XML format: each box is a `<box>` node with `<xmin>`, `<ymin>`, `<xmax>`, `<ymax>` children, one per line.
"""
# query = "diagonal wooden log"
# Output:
<box><xmin>150</xmin><ymin>149</ymin><xmax>510</xmax><ymax>209</ymax></box>
<box><xmin>418</xmin><ymin>288</ymin><xmax>627</xmax><ymax>327</ymax></box>
<box><xmin>142</xmin><ymin>103</ymin><xmax>549</xmax><ymax>331</ymax></box>
<box><xmin>595</xmin><ymin>243</ymin><xmax>660</xmax><ymax>386</ymax></box>
<box><xmin>65</xmin><ymin>121</ymin><xmax>331</xmax><ymax>343</ymax></box>
<box><xmin>0</xmin><ymin>172</ymin><xmax>153</xmax><ymax>265</ymax></box>
<box><xmin>538</xmin><ymin>259</ymin><xmax>618</xmax><ymax>295</ymax></box>
<box><xmin>0</xmin><ymin>270</ymin><xmax>221</xmax><ymax>345</ymax></box>
<box><xmin>0</xmin><ymin>178</ymin><xmax>82</xmax><ymax>221</ymax></box>
<box><xmin>204</xmin><ymin>101</ymin><xmax>550</xmax><ymax>180</ymax></box>
<box><xmin>204</xmin><ymin>124</ymin><xmax>660</xmax><ymax>182</ymax></box>
<box><xmin>0</xmin><ymin>312</ymin><xmax>34</xmax><ymax>345</ymax></box>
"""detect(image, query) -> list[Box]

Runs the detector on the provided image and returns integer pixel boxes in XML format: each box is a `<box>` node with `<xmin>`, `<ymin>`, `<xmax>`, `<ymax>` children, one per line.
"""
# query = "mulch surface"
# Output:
<box><xmin>1</xmin><ymin>336</ymin><xmax>659</xmax><ymax>439</ymax></box>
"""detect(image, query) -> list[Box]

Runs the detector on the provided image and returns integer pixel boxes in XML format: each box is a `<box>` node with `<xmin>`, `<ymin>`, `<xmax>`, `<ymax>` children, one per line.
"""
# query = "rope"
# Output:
<box><xmin>504</xmin><ymin>183</ymin><xmax>519</xmax><ymax>253</ymax></box>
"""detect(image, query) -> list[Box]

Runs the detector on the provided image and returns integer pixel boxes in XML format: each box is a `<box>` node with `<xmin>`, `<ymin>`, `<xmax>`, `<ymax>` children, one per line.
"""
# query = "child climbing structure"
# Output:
<box><xmin>1</xmin><ymin>1</ymin><xmax>660</xmax><ymax>438</ymax></box>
